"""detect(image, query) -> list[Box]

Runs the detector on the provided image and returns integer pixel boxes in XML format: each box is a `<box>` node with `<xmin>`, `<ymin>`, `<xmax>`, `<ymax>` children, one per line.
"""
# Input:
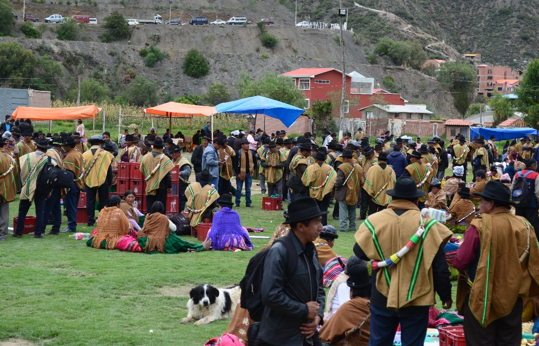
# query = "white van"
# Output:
<box><xmin>227</xmin><ymin>17</ymin><xmax>247</xmax><ymax>25</ymax></box>
<box><xmin>89</xmin><ymin>18</ymin><xmax>97</xmax><ymax>24</ymax></box>
<box><xmin>127</xmin><ymin>19</ymin><xmax>139</xmax><ymax>26</ymax></box>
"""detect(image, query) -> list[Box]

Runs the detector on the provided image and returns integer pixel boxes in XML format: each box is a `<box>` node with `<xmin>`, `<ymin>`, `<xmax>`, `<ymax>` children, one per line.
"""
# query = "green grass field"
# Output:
<box><xmin>1</xmin><ymin>165</ymin><xmax>464</xmax><ymax>346</ymax></box>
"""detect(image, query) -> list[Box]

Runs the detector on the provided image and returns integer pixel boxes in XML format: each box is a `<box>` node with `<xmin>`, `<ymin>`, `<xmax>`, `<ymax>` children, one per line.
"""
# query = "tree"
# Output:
<box><xmin>123</xmin><ymin>76</ymin><xmax>157</xmax><ymax>106</ymax></box>
<box><xmin>182</xmin><ymin>49</ymin><xmax>210</xmax><ymax>78</ymax></box>
<box><xmin>407</xmin><ymin>41</ymin><xmax>427</xmax><ymax>70</ymax></box>
<box><xmin>437</xmin><ymin>62</ymin><xmax>477</xmax><ymax>118</ymax></box>
<box><xmin>235</xmin><ymin>71</ymin><xmax>306</xmax><ymax>108</ymax></box>
<box><xmin>260</xmin><ymin>33</ymin><xmax>279</xmax><ymax>49</ymax></box>
<box><xmin>103</xmin><ymin>11</ymin><xmax>130</xmax><ymax>41</ymax></box>
<box><xmin>80</xmin><ymin>79</ymin><xmax>110</xmax><ymax>102</ymax></box>
<box><xmin>144</xmin><ymin>45</ymin><xmax>167</xmax><ymax>67</ymax></box>
<box><xmin>174</xmin><ymin>94</ymin><xmax>201</xmax><ymax>105</ymax></box>
<box><xmin>202</xmin><ymin>83</ymin><xmax>231</xmax><ymax>106</ymax></box>
<box><xmin>311</xmin><ymin>100</ymin><xmax>333</xmax><ymax>130</ymax></box>
<box><xmin>30</xmin><ymin>55</ymin><xmax>63</xmax><ymax>98</ymax></box>
<box><xmin>21</xmin><ymin>21</ymin><xmax>41</xmax><ymax>38</ymax></box>
<box><xmin>57</xmin><ymin>18</ymin><xmax>78</xmax><ymax>40</ymax></box>
<box><xmin>388</xmin><ymin>40</ymin><xmax>412</xmax><ymax>66</ymax></box>
<box><xmin>517</xmin><ymin>59</ymin><xmax>539</xmax><ymax>128</ymax></box>
<box><xmin>0</xmin><ymin>0</ymin><xmax>13</xmax><ymax>36</ymax></box>
<box><xmin>0</xmin><ymin>42</ymin><xmax>37</xmax><ymax>88</ymax></box>
<box><xmin>489</xmin><ymin>93</ymin><xmax>514</xmax><ymax>126</ymax></box>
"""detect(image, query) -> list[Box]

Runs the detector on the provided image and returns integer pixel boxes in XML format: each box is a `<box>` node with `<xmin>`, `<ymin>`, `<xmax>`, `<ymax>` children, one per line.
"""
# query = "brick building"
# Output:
<box><xmin>477</xmin><ymin>65</ymin><xmax>522</xmax><ymax>97</ymax></box>
<box><xmin>444</xmin><ymin>119</ymin><xmax>474</xmax><ymax>139</ymax></box>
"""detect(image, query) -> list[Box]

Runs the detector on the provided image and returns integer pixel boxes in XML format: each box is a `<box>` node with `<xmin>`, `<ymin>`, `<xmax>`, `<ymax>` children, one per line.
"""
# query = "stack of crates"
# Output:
<box><xmin>167</xmin><ymin>165</ymin><xmax>180</xmax><ymax>215</ymax></box>
<box><xmin>118</xmin><ymin>162</ymin><xmax>147</xmax><ymax>213</ymax></box>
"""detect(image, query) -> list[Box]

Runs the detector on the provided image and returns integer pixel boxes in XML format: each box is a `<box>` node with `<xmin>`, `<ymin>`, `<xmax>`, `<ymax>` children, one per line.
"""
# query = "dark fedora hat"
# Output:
<box><xmin>22</xmin><ymin>130</ymin><xmax>33</xmax><ymax>137</ymax></box>
<box><xmin>62</xmin><ymin>136</ymin><xmax>75</xmax><ymax>146</ymax></box>
<box><xmin>169</xmin><ymin>145</ymin><xmax>181</xmax><ymax>153</ymax></box>
<box><xmin>153</xmin><ymin>137</ymin><xmax>164</xmax><ymax>148</ymax></box>
<box><xmin>217</xmin><ymin>194</ymin><xmax>234</xmax><ymax>208</ymax></box>
<box><xmin>475</xmin><ymin>180</ymin><xmax>516</xmax><ymax>205</ymax></box>
<box><xmin>315</xmin><ymin>151</ymin><xmax>327</xmax><ymax>161</ymax></box>
<box><xmin>342</xmin><ymin>149</ymin><xmax>353</xmax><ymax>158</ymax></box>
<box><xmin>196</xmin><ymin>169</ymin><xmax>212</xmax><ymax>182</ymax></box>
<box><xmin>459</xmin><ymin>187</ymin><xmax>471</xmax><ymax>198</ymax></box>
<box><xmin>283</xmin><ymin>139</ymin><xmax>293</xmax><ymax>145</ymax></box>
<box><xmin>419</xmin><ymin>145</ymin><xmax>429</xmax><ymax>154</ymax></box>
<box><xmin>410</xmin><ymin>150</ymin><xmax>422</xmax><ymax>158</ymax></box>
<box><xmin>203</xmin><ymin>136</ymin><xmax>212</xmax><ymax>142</ymax></box>
<box><xmin>125</xmin><ymin>134</ymin><xmax>134</xmax><ymax>141</ymax></box>
<box><xmin>363</xmin><ymin>146</ymin><xmax>374</xmax><ymax>156</ymax></box>
<box><xmin>346</xmin><ymin>264</ymin><xmax>371</xmax><ymax>290</ymax></box>
<box><xmin>299</xmin><ymin>143</ymin><xmax>311</xmax><ymax>151</ymax></box>
<box><xmin>240</xmin><ymin>138</ymin><xmax>249</xmax><ymax>145</ymax></box>
<box><xmin>268</xmin><ymin>141</ymin><xmax>277</xmax><ymax>148</ymax></box>
<box><xmin>377</xmin><ymin>152</ymin><xmax>388</xmax><ymax>161</ymax></box>
<box><xmin>73</xmin><ymin>132</ymin><xmax>81</xmax><ymax>139</ymax></box>
<box><xmin>283</xmin><ymin>197</ymin><xmax>329</xmax><ymax>224</ymax></box>
<box><xmin>320</xmin><ymin>225</ymin><xmax>338</xmax><ymax>240</ymax></box>
<box><xmin>386</xmin><ymin>176</ymin><xmax>426</xmax><ymax>199</ymax></box>
<box><xmin>139</xmin><ymin>141</ymin><xmax>152</xmax><ymax>152</ymax></box>
<box><xmin>35</xmin><ymin>139</ymin><xmax>50</xmax><ymax>150</ymax></box>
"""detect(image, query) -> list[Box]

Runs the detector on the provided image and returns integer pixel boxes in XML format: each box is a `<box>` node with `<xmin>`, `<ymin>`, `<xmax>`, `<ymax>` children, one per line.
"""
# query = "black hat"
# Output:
<box><xmin>342</xmin><ymin>149</ymin><xmax>353</xmax><ymax>158</ymax></box>
<box><xmin>268</xmin><ymin>142</ymin><xmax>277</xmax><ymax>148</ymax></box>
<box><xmin>363</xmin><ymin>146</ymin><xmax>374</xmax><ymax>156</ymax></box>
<box><xmin>410</xmin><ymin>150</ymin><xmax>422</xmax><ymax>158</ymax></box>
<box><xmin>521</xmin><ymin>137</ymin><xmax>527</xmax><ymax>142</ymax></box>
<box><xmin>346</xmin><ymin>265</ymin><xmax>371</xmax><ymax>290</ymax></box>
<box><xmin>103</xmin><ymin>142</ymin><xmax>115</xmax><ymax>153</ymax></box>
<box><xmin>459</xmin><ymin>187</ymin><xmax>471</xmax><ymax>198</ymax></box>
<box><xmin>477</xmin><ymin>139</ymin><xmax>485</xmax><ymax>145</ymax></box>
<box><xmin>240</xmin><ymin>138</ymin><xmax>249</xmax><ymax>145</ymax></box>
<box><xmin>203</xmin><ymin>136</ymin><xmax>212</xmax><ymax>142</ymax></box>
<box><xmin>419</xmin><ymin>145</ymin><xmax>429</xmax><ymax>154</ymax></box>
<box><xmin>299</xmin><ymin>143</ymin><xmax>311</xmax><ymax>151</ymax></box>
<box><xmin>375</xmin><ymin>144</ymin><xmax>383</xmax><ymax>151</ymax></box>
<box><xmin>328</xmin><ymin>141</ymin><xmax>337</xmax><ymax>150</ymax></box>
<box><xmin>73</xmin><ymin>132</ymin><xmax>81</xmax><ymax>139</ymax></box>
<box><xmin>51</xmin><ymin>136</ymin><xmax>62</xmax><ymax>146</ymax></box>
<box><xmin>62</xmin><ymin>137</ymin><xmax>75</xmax><ymax>146</ymax></box>
<box><xmin>475</xmin><ymin>180</ymin><xmax>515</xmax><ymax>205</ymax></box>
<box><xmin>22</xmin><ymin>130</ymin><xmax>33</xmax><ymax>136</ymax></box>
<box><xmin>146</xmin><ymin>134</ymin><xmax>156</xmax><ymax>141</ymax></box>
<box><xmin>35</xmin><ymin>139</ymin><xmax>50</xmax><ymax>150</ymax></box>
<box><xmin>490</xmin><ymin>135</ymin><xmax>496</xmax><ymax>140</ymax></box>
<box><xmin>153</xmin><ymin>137</ymin><xmax>164</xmax><ymax>148</ymax></box>
<box><xmin>215</xmin><ymin>137</ymin><xmax>225</xmax><ymax>146</ymax></box>
<box><xmin>320</xmin><ymin>225</ymin><xmax>338</xmax><ymax>240</ymax></box>
<box><xmin>377</xmin><ymin>152</ymin><xmax>388</xmax><ymax>161</ymax></box>
<box><xmin>283</xmin><ymin>139</ymin><xmax>292</xmax><ymax>145</ymax></box>
<box><xmin>217</xmin><ymin>194</ymin><xmax>234</xmax><ymax>208</ymax></box>
<box><xmin>429</xmin><ymin>146</ymin><xmax>436</xmax><ymax>153</ymax></box>
<box><xmin>165</xmin><ymin>138</ymin><xmax>173</xmax><ymax>144</ymax></box>
<box><xmin>125</xmin><ymin>134</ymin><xmax>134</xmax><ymax>141</ymax></box>
<box><xmin>196</xmin><ymin>169</ymin><xmax>212</xmax><ymax>182</ymax></box>
<box><xmin>169</xmin><ymin>145</ymin><xmax>181</xmax><ymax>153</ymax></box>
<box><xmin>276</xmin><ymin>138</ymin><xmax>284</xmax><ymax>145</ymax></box>
<box><xmin>386</xmin><ymin>176</ymin><xmax>426</xmax><ymax>199</ymax></box>
<box><xmin>315</xmin><ymin>151</ymin><xmax>327</xmax><ymax>161</ymax></box>
<box><xmin>263</xmin><ymin>137</ymin><xmax>271</xmax><ymax>144</ymax></box>
<box><xmin>396</xmin><ymin>137</ymin><xmax>403</xmax><ymax>144</ymax></box>
<box><xmin>283</xmin><ymin>197</ymin><xmax>329</xmax><ymax>224</ymax></box>
<box><xmin>139</xmin><ymin>141</ymin><xmax>152</xmax><ymax>152</ymax></box>
<box><xmin>296</xmin><ymin>136</ymin><xmax>305</xmax><ymax>144</ymax></box>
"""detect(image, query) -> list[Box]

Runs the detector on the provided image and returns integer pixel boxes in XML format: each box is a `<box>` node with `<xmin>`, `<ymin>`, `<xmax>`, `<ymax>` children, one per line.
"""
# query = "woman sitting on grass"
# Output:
<box><xmin>119</xmin><ymin>190</ymin><xmax>144</xmax><ymax>231</ymax></box>
<box><xmin>205</xmin><ymin>194</ymin><xmax>253</xmax><ymax>251</ymax></box>
<box><xmin>87</xmin><ymin>195</ymin><xmax>131</xmax><ymax>250</ymax></box>
<box><xmin>137</xmin><ymin>201</ymin><xmax>211</xmax><ymax>254</ymax></box>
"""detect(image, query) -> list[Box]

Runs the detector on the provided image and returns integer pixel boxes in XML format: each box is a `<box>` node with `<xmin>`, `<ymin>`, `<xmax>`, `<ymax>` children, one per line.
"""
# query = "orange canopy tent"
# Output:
<box><xmin>11</xmin><ymin>105</ymin><xmax>102</xmax><ymax>121</ymax></box>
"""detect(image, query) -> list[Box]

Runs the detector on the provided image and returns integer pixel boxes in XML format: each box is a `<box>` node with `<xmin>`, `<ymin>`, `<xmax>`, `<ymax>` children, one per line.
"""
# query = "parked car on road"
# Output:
<box><xmin>72</xmin><ymin>15</ymin><xmax>90</xmax><ymax>23</ymax></box>
<box><xmin>189</xmin><ymin>17</ymin><xmax>208</xmax><ymax>25</ymax></box>
<box><xmin>138</xmin><ymin>14</ymin><xmax>162</xmax><ymax>24</ymax></box>
<box><xmin>89</xmin><ymin>18</ymin><xmax>97</xmax><ymax>24</ymax></box>
<box><xmin>296</xmin><ymin>21</ymin><xmax>309</xmax><ymax>27</ymax></box>
<box><xmin>165</xmin><ymin>18</ymin><xmax>183</xmax><ymax>25</ymax></box>
<box><xmin>259</xmin><ymin>18</ymin><xmax>274</xmax><ymax>25</ymax></box>
<box><xmin>45</xmin><ymin>14</ymin><xmax>63</xmax><ymax>23</ymax></box>
<box><xmin>24</xmin><ymin>14</ymin><xmax>39</xmax><ymax>22</ymax></box>
<box><xmin>210</xmin><ymin>19</ymin><xmax>226</xmax><ymax>25</ymax></box>
<box><xmin>227</xmin><ymin>16</ymin><xmax>247</xmax><ymax>25</ymax></box>
<box><xmin>127</xmin><ymin>19</ymin><xmax>139</xmax><ymax>26</ymax></box>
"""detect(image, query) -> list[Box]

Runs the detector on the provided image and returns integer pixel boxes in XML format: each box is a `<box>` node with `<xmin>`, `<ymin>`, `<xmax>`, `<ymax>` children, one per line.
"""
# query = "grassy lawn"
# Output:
<box><xmin>1</xmin><ymin>164</ymin><xmax>467</xmax><ymax>345</ymax></box>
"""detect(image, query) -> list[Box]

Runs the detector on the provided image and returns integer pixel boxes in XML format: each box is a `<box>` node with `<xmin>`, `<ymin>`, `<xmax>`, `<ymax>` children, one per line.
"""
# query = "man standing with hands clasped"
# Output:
<box><xmin>259</xmin><ymin>197</ymin><xmax>326</xmax><ymax>346</ymax></box>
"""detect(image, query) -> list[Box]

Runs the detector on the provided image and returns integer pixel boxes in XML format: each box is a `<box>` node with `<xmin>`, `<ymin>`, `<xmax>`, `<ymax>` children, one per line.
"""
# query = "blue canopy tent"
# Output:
<box><xmin>470</xmin><ymin>127</ymin><xmax>538</xmax><ymax>141</ymax></box>
<box><xmin>215</xmin><ymin>96</ymin><xmax>305</xmax><ymax>131</ymax></box>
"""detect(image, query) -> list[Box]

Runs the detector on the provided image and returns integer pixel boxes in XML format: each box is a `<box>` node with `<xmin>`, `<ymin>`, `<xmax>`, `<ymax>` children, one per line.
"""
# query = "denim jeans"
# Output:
<box><xmin>338</xmin><ymin>200</ymin><xmax>356</xmax><ymax>232</ymax></box>
<box><xmin>65</xmin><ymin>182</ymin><xmax>80</xmax><ymax>231</ymax></box>
<box><xmin>209</xmin><ymin>176</ymin><xmax>219</xmax><ymax>190</ymax></box>
<box><xmin>41</xmin><ymin>187</ymin><xmax>62</xmax><ymax>233</ymax></box>
<box><xmin>235</xmin><ymin>173</ymin><xmax>252</xmax><ymax>206</ymax></box>
<box><xmin>369</xmin><ymin>304</ymin><xmax>429</xmax><ymax>346</ymax></box>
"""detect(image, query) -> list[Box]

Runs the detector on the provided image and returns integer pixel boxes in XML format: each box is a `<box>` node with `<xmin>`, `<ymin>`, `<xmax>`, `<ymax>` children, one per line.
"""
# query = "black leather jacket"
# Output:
<box><xmin>259</xmin><ymin>231</ymin><xmax>325</xmax><ymax>346</ymax></box>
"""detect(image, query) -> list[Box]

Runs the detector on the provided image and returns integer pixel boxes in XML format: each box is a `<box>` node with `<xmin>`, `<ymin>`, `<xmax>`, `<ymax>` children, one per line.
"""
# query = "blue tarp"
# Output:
<box><xmin>215</xmin><ymin>96</ymin><xmax>305</xmax><ymax>128</ymax></box>
<box><xmin>470</xmin><ymin>127</ymin><xmax>538</xmax><ymax>141</ymax></box>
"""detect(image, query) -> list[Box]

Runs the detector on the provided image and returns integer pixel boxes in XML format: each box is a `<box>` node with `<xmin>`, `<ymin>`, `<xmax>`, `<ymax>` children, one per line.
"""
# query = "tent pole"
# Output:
<box><xmin>211</xmin><ymin>114</ymin><xmax>213</xmax><ymax>139</ymax></box>
<box><xmin>264</xmin><ymin>113</ymin><xmax>265</xmax><ymax>133</ymax></box>
<box><xmin>118</xmin><ymin>107</ymin><xmax>122</xmax><ymax>144</ymax></box>
<box><xmin>49</xmin><ymin>120</ymin><xmax>52</xmax><ymax>134</ymax></box>
<box><xmin>253</xmin><ymin>112</ymin><xmax>256</xmax><ymax>132</ymax></box>
<box><xmin>190</xmin><ymin>116</ymin><xmax>192</xmax><ymax>146</ymax></box>
<box><xmin>169</xmin><ymin>115</ymin><xmax>172</xmax><ymax>137</ymax></box>
<box><xmin>103</xmin><ymin>109</ymin><xmax>106</xmax><ymax>133</ymax></box>
<box><xmin>93</xmin><ymin>117</ymin><xmax>95</xmax><ymax>136</ymax></box>
<box><xmin>141</xmin><ymin>111</ymin><xmax>145</xmax><ymax>136</ymax></box>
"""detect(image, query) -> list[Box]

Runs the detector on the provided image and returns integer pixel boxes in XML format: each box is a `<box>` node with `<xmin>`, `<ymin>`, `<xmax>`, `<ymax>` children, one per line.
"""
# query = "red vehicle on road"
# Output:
<box><xmin>259</xmin><ymin>18</ymin><xmax>274</xmax><ymax>25</ymax></box>
<box><xmin>24</xmin><ymin>14</ymin><xmax>39</xmax><ymax>22</ymax></box>
<box><xmin>72</xmin><ymin>15</ymin><xmax>90</xmax><ymax>23</ymax></box>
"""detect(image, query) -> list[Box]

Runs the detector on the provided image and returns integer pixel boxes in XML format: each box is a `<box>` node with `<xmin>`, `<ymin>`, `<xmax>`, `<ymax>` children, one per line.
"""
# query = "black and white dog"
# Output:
<box><xmin>180</xmin><ymin>284</ymin><xmax>241</xmax><ymax>326</ymax></box>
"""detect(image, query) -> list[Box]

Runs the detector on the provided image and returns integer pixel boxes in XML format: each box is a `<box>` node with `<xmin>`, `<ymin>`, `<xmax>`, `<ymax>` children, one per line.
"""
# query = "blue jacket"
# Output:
<box><xmin>387</xmin><ymin>151</ymin><xmax>408</xmax><ymax>177</ymax></box>
<box><xmin>202</xmin><ymin>145</ymin><xmax>220</xmax><ymax>179</ymax></box>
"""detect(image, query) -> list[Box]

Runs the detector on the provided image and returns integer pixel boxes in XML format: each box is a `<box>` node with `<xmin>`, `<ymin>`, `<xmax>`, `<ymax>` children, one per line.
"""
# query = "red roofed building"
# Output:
<box><xmin>498</xmin><ymin>118</ymin><xmax>527</xmax><ymax>128</ymax></box>
<box><xmin>281</xmin><ymin>68</ymin><xmax>405</xmax><ymax>120</ymax></box>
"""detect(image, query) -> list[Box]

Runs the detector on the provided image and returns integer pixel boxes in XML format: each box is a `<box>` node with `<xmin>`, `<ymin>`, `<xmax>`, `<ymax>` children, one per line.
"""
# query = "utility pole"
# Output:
<box><xmin>295</xmin><ymin>0</ymin><xmax>297</xmax><ymax>25</ymax></box>
<box><xmin>338</xmin><ymin>3</ymin><xmax>346</xmax><ymax>139</ymax></box>
<box><xmin>76</xmin><ymin>75</ymin><xmax>81</xmax><ymax>107</ymax></box>
<box><xmin>23</xmin><ymin>0</ymin><xmax>25</xmax><ymax>22</ymax></box>
<box><xmin>169</xmin><ymin>0</ymin><xmax>172</xmax><ymax>23</ymax></box>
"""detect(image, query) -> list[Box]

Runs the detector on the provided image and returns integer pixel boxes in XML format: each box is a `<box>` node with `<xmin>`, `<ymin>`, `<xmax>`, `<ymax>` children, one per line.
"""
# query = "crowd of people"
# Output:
<box><xmin>2</xmin><ymin>113</ymin><xmax>539</xmax><ymax>346</ymax></box>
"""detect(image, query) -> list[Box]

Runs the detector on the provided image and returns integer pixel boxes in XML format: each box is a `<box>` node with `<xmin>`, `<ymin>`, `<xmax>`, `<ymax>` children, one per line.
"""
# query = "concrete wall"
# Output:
<box><xmin>0</xmin><ymin>88</ymin><xmax>28</xmax><ymax>116</ymax></box>
<box><xmin>29</xmin><ymin>90</ymin><xmax>51</xmax><ymax>108</ymax></box>
<box><xmin>400</xmin><ymin>120</ymin><xmax>445</xmax><ymax>138</ymax></box>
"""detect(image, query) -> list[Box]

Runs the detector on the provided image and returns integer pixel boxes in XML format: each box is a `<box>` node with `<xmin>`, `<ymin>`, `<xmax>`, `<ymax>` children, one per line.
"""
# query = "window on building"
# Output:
<box><xmin>498</xmin><ymin>87</ymin><xmax>502</xmax><ymax>91</ymax></box>
<box><xmin>487</xmin><ymin>76</ymin><xmax>493</xmax><ymax>80</ymax></box>
<box><xmin>344</xmin><ymin>100</ymin><xmax>349</xmax><ymax>113</ymax></box>
<box><xmin>314</xmin><ymin>80</ymin><xmax>330</xmax><ymax>84</ymax></box>
<box><xmin>350</xmin><ymin>82</ymin><xmax>373</xmax><ymax>94</ymax></box>
<box><xmin>407</xmin><ymin>113</ymin><xmax>412</xmax><ymax>119</ymax></box>
<box><xmin>488</xmin><ymin>69</ymin><xmax>493</xmax><ymax>74</ymax></box>
<box><xmin>451</xmin><ymin>128</ymin><xmax>456</xmax><ymax>136</ymax></box>
<box><xmin>304</xmin><ymin>99</ymin><xmax>310</xmax><ymax>109</ymax></box>
<box><xmin>487</xmin><ymin>82</ymin><xmax>493</xmax><ymax>86</ymax></box>
<box><xmin>366</xmin><ymin>111</ymin><xmax>374</xmax><ymax>119</ymax></box>
<box><xmin>298</xmin><ymin>78</ymin><xmax>310</xmax><ymax>90</ymax></box>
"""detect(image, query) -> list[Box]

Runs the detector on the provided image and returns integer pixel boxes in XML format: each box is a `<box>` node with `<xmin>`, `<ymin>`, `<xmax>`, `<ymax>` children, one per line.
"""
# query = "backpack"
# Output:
<box><xmin>36</xmin><ymin>156</ymin><xmax>57</xmax><ymax>196</ymax></box>
<box><xmin>54</xmin><ymin>169</ymin><xmax>74</xmax><ymax>188</ymax></box>
<box><xmin>239</xmin><ymin>236</ymin><xmax>297</xmax><ymax>322</ymax></box>
<box><xmin>512</xmin><ymin>171</ymin><xmax>533</xmax><ymax>207</ymax></box>
<box><xmin>204</xmin><ymin>333</ymin><xmax>245</xmax><ymax>346</ymax></box>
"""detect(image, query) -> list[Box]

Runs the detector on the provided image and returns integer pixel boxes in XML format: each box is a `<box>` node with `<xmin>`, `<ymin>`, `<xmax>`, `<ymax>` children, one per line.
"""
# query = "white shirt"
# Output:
<box><xmin>322</xmin><ymin>135</ymin><xmax>333</xmax><ymax>148</ymax></box>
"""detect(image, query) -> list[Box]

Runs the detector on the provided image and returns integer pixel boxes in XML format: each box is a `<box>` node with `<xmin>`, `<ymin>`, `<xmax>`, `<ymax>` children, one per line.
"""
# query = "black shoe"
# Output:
<box><xmin>235</xmin><ymin>204</ymin><xmax>240</xmax><ymax>208</ymax></box>
<box><xmin>11</xmin><ymin>233</ymin><xmax>22</xmax><ymax>238</ymax></box>
<box><xmin>87</xmin><ymin>222</ymin><xmax>95</xmax><ymax>227</ymax></box>
<box><xmin>333</xmin><ymin>216</ymin><xmax>339</xmax><ymax>220</ymax></box>
<box><xmin>46</xmin><ymin>231</ymin><xmax>59</xmax><ymax>235</ymax></box>
<box><xmin>34</xmin><ymin>234</ymin><xmax>44</xmax><ymax>238</ymax></box>
<box><xmin>358</xmin><ymin>216</ymin><xmax>366</xmax><ymax>220</ymax></box>
<box><xmin>61</xmin><ymin>228</ymin><xmax>75</xmax><ymax>233</ymax></box>
<box><xmin>246</xmin><ymin>205</ymin><xmax>253</xmax><ymax>208</ymax></box>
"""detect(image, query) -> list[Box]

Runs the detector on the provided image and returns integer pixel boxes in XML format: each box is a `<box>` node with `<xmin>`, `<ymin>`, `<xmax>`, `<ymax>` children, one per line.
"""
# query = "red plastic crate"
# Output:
<box><xmin>13</xmin><ymin>216</ymin><xmax>36</xmax><ymax>234</ymax></box>
<box><xmin>439</xmin><ymin>326</ymin><xmax>465</xmax><ymax>346</ymax></box>
<box><xmin>262</xmin><ymin>196</ymin><xmax>282</xmax><ymax>210</ymax></box>
<box><xmin>167</xmin><ymin>183</ymin><xmax>179</xmax><ymax>197</ymax></box>
<box><xmin>117</xmin><ymin>179</ymin><xmax>129</xmax><ymax>195</ymax></box>
<box><xmin>170</xmin><ymin>165</ymin><xmax>179</xmax><ymax>181</ymax></box>
<box><xmin>76</xmin><ymin>209</ymin><xmax>88</xmax><ymax>224</ymax></box>
<box><xmin>166</xmin><ymin>196</ymin><xmax>179</xmax><ymax>214</ymax></box>
<box><xmin>197</xmin><ymin>223</ymin><xmax>212</xmax><ymax>241</ymax></box>
<box><xmin>109</xmin><ymin>192</ymin><xmax>119</xmax><ymax>199</ymax></box>
<box><xmin>129</xmin><ymin>162</ymin><xmax>143</xmax><ymax>179</ymax></box>
<box><xmin>118</xmin><ymin>163</ymin><xmax>130</xmax><ymax>179</ymax></box>
<box><xmin>77</xmin><ymin>192</ymin><xmax>87</xmax><ymax>209</ymax></box>
<box><xmin>129</xmin><ymin>179</ymin><xmax>144</xmax><ymax>195</ymax></box>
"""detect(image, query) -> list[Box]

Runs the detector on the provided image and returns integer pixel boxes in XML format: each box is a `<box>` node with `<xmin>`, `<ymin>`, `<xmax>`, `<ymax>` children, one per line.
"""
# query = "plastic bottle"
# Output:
<box><xmin>69</xmin><ymin>232</ymin><xmax>91</xmax><ymax>240</ymax></box>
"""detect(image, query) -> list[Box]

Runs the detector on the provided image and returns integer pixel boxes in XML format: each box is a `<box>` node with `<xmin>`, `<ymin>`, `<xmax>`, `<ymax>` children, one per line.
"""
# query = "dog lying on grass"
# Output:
<box><xmin>181</xmin><ymin>284</ymin><xmax>241</xmax><ymax>326</ymax></box>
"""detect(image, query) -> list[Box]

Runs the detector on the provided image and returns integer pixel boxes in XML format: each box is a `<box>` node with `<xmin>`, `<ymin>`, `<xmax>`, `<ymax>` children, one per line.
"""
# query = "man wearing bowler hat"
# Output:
<box><xmin>402</xmin><ymin>150</ymin><xmax>431</xmax><ymax>209</ymax></box>
<box><xmin>288</xmin><ymin>142</ymin><xmax>312</xmax><ymax>201</ymax></box>
<box><xmin>258</xmin><ymin>197</ymin><xmax>326</xmax><ymax>346</ymax></box>
<box><xmin>358</xmin><ymin>146</ymin><xmax>377</xmax><ymax>220</ymax></box>
<box><xmin>302</xmin><ymin>150</ymin><xmax>335</xmax><ymax>226</ymax></box>
<box><xmin>41</xmin><ymin>136</ymin><xmax>66</xmax><ymax>236</ymax></box>
<box><xmin>13</xmin><ymin>139</ymin><xmax>52</xmax><ymax>238</ymax></box>
<box><xmin>354</xmin><ymin>176</ymin><xmax>453</xmax><ymax>346</ymax></box>
<box><xmin>61</xmin><ymin>136</ymin><xmax>84</xmax><ymax>233</ymax></box>
<box><xmin>120</xmin><ymin>134</ymin><xmax>142</xmax><ymax>162</ymax></box>
<box><xmin>140</xmin><ymin>137</ymin><xmax>173</xmax><ymax>212</ymax></box>
<box><xmin>0</xmin><ymin>136</ymin><xmax>17</xmax><ymax>241</ymax></box>
<box><xmin>453</xmin><ymin>181</ymin><xmax>539</xmax><ymax>346</ymax></box>
<box><xmin>73</xmin><ymin>132</ymin><xmax>88</xmax><ymax>154</ymax></box>
<box><xmin>364</xmin><ymin>151</ymin><xmax>396</xmax><ymax>214</ymax></box>
<box><xmin>233</xmin><ymin>138</ymin><xmax>254</xmax><ymax>207</ymax></box>
<box><xmin>334</xmin><ymin>149</ymin><xmax>362</xmax><ymax>232</ymax></box>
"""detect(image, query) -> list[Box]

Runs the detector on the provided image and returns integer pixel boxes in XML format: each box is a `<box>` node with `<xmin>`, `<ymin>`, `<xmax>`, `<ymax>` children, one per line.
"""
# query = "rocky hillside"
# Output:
<box><xmin>6</xmin><ymin>0</ymin><xmax>461</xmax><ymax>117</ymax></box>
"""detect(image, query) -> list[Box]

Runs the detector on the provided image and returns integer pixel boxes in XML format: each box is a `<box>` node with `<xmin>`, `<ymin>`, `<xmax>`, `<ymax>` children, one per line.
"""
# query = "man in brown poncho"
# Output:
<box><xmin>185</xmin><ymin>170</ymin><xmax>220</xmax><ymax>228</ymax></box>
<box><xmin>425</xmin><ymin>178</ymin><xmax>447</xmax><ymax>210</ymax></box>
<box><xmin>401</xmin><ymin>150</ymin><xmax>431</xmax><ymax>209</ymax></box>
<box><xmin>261</xmin><ymin>142</ymin><xmax>286</xmax><ymax>197</ymax></box>
<box><xmin>302</xmin><ymin>150</ymin><xmax>336</xmax><ymax>225</ymax></box>
<box><xmin>363</xmin><ymin>152</ymin><xmax>396</xmax><ymax>214</ymax></box>
<box><xmin>140</xmin><ymin>137</ymin><xmax>173</xmax><ymax>212</ymax></box>
<box><xmin>218</xmin><ymin>137</ymin><xmax>236</xmax><ymax>196</ymax></box>
<box><xmin>0</xmin><ymin>136</ymin><xmax>17</xmax><ymax>241</ymax></box>
<box><xmin>334</xmin><ymin>149</ymin><xmax>362</xmax><ymax>232</ymax></box>
<box><xmin>448</xmin><ymin>187</ymin><xmax>475</xmax><ymax>226</ymax></box>
<box><xmin>453</xmin><ymin>181</ymin><xmax>539</xmax><ymax>346</ymax></box>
